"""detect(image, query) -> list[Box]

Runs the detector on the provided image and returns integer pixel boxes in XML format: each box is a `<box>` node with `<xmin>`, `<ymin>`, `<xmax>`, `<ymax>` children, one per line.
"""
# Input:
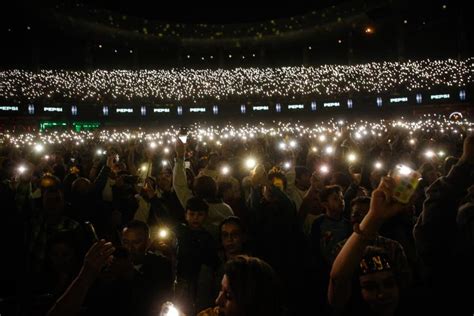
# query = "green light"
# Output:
<box><xmin>72</xmin><ymin>122</ymin><xmax>100</xmax><ymax>132</ymax></box>
<box><xmin>39</xmin><ymin>121</ymin><xmax>67</xmax><ymax>132</ymax></box>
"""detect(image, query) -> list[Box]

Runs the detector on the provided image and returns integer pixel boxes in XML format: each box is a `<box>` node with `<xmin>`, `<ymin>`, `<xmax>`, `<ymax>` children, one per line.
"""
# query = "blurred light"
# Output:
<box><xmin>149</xmin><ymin>142</ymin><xmax>157</xmax><ymax>149</ymax></box>
<box><xmin>162</xmin><ymin>160</ymin><xmax>168</xmax><ymax>166</ymax></box>
<box><xmin>347</xmin><ymin>153</ymin><xmax>357</xmax><ymax>163</ymax></box>
<box><xmin>245</xmin><ymin>158</ymin><xmax>256</xmax><ymax>169</ymax></box>
<box><xmin>320</xmin><ymin>164</ymin><xmax>329</xmax><ymax>174</ymax></box>
<box><xmin>289</xmin><ymin>140</ymin><xmax>297</xmax><ymax>148</ymax></box>
<box><xmin>437</xmin><ymin>150</ymin><xmax>445</xmax><ymax>157</ymax></box>
<box><xmin>374</xmin><ymin>161</ymin><xmax>383</xmax><ymax>170</ymax></box>
<box><xmin>17</xmin><ymin>165</ymin><xmax>27</xmax><ymax>174</ymax></box>
<box><xmin>34</xmin><ymin>144</ymin><xmax>44</xmax><ymax>153</ymax></box>
<box><xmin>325</xmin><ymin>146</ymin><xmax>334</xmax><ymax>155</ymax></box>
<box><xmin>221</xmin><ymin>165</ymin><xmax>230</xmax><ymax>175</ymax></box>
<box><xmin>158</xmin><ymin>228</ymin><xmax>169</xmax><ymax>239</ymax></box>
<box><xmin>397</xmin><ymin>164</ymin><xmax>412</xmax><ymax>176</ymax></box>
<box><xmin>283</xmin><ymin>162</ymin><xmax>291</xmax><ymax>169</ymax></box>
<box><xmin>424</xmin><ymin>150</ymin><xmax>435</xmax><ymax>159</ymax></box>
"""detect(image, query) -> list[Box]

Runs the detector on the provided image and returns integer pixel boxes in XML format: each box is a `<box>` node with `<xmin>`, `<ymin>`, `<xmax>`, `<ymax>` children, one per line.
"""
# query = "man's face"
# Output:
<box><xmin>185</xmin><ymin>210</ymin><xmax>207</xmax><ymax>230</ymax></box>
<box><xmin>43</xmin><ymin>190</ymin><xmax>64</xmax><ymax>217</ymax></box>
<box><xmin>351</xmin><ymin>202</ymin><xmax>370</xmax><ymax>225</ymax></box>
<box><xmin>158</xmin><ymin>171</ymin><xmax>172</xmax><ymax>192</ymax></box>
<box><xmin>122</xmin><ymin>228</ymin><xmax>149</xmax><ymax>264</ymax></box>
<box><xmin>215</xmin><ymin>275</ymin><xmax>241</xmax><ymax>316</ymax></box>
<box><xmin>221</xmin><ymin>223</ymin><xmax>244</xmax><ymax>258</ymax></box>
<box><xmin>326</xmin><ymin>191</ymin><xmax>345</xmax><ymax>215</ymax></box>
<box><xmin>359</xmin><ymin>271</ymin><xmax>399</xmax><ymax>315</ymax></box>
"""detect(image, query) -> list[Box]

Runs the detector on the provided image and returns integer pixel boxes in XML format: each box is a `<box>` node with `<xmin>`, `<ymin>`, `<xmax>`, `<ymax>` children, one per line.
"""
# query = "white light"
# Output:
<box><xmin>44</xmin><ymin>155</ymin><xmax>50</xmax><ymax>160</ymax></box>
<box><xmin>18</xmin><ymin>165</ymin><xmax>27</xmax><ymax>174</ymax></box>
<box><xmin>374</xmin><ymin>161</ymin><xmax>383</xmax><ymax>170</ymax></box>
<box><xmin>289</xmin><ymin>140</ymin><xmax>297</xmax><ymax>148</ymax></box>
<box><xmin>158</xmin><ymin>228</ymin><xmax>169</xmax><ymax>239</ymax></box>
<box><xmin>34</xmin><ymin>144</ymin><xmax>44</xmax><ymax>153</ymax></box>
<box><xmin>141</xmin><ymin>164</ymin><xmax>148</xmax><ymax>172</ymax></box>
<box><xmin>162</xmin><ymin>160</ymin><xmax>168</xmax><ymax>166</ymax></box>
<box><xmin>425</xmin><ymin>150</ymin><xmax>435</xmax><ymax>159</ymax></box>
<box><xmin>397</xmin><ymin>164</ymin><xmax>412</xmax><ymax>176</ymax></box>
<box><xmin>325</xmin><ymin>146</ymin><xmax>334</xmax><ymax>155</ymax></box>
<box><xmin>347</xmin><ymin>153</ymin><xmax>357</xmax><ymax>163</ymax></box>
<box><xmin>96</xmin><ymin>149</ymin><xmax>104</xmax><ymax>155</ymax></box>
<box><xmin>283</xmin><ymin>162</ymin><xmax>291</xmax><ymax>169</ymax></box>
<box><xmin>279</xmin><ymin>142</ymin><xmax>286</xmax><ymax>150</ymax></box>
<box><xmin>163</xmin><ymin>305</ymin><xmax>179</xmax><ymax>316</ymax></box>
<box><xmin>163</xmin><ymin>147</ymin><xmax>170</xmax><ymax>154</ymax></box>
<box><xmin>319</xmin><ymin>135</ymin><xmax>327</xmax><ymax>142</ymax></box>
<box><xmin>149</xmin><ymin>142</ymin><xmax>157</xmax><ymax>149</ymax></box>
<box><xmin>245</xmin><ymin>158</ymin><xmax>256</xmax><ymax>169</ymax></box>
<box><xmin>409</xmin><ymin>139</ymin><xmax>416</xmax><ymax>145</ymax></box>
<box><xmin>320</xmin><ymin>164</ymin><xmax>329</xmax><ymax>174</ymax></box>
<box><xmin>221</xmin><ymin>166</ymin><xmax>230</xmax><ymax>175</ymax></box>
<box><xmin>437</xmin><ymin>150</ymin><xmax>445</xmax><ymax>157</ymax></box>
<box><xmin>311</xmin><ymin>146</ymin><xmax>318</xmax><ymax>153</ymax></box>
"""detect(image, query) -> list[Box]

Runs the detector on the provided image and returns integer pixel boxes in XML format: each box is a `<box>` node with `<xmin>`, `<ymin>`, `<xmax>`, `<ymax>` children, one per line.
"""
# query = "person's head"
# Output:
<box><xmin>443</xmin><ymin>156</ymin><xmax>459</xmax><ymax>176</ymax></box>
<box><xmin>46</xmin><ymin>232</ymin><xmax>80</xmax><ymax>274</ymax></box>
<box><xmin>329</xmin><ymin>172</ymin><xmax>351</xmax><ymax>191</ymax></box>
<box><xmin>185</xmin><ymin>196</ymin><xmax>209</xmax><ymax>230</ymax></box>
<box><xmin>194</xmin><ymin>175</ymin><xmax>217</xmax><ymax>200</ymax></box>
<box><xmin>217</xmin><ymin>181</ymin><xmax>234</xmax><ymax>202</ymax></box>
<box><xmin>310</xmin><ymin>170</ymin><xmax>324</xmax><ymax>190</ymax></box>
<box><xmin>220</xmin><ymin>217</ymin><xmax>246</xmax><ymax>259</ymax></box>
<box><xmin>320</xmin><ymin>185</ymin><xmax>345</xmax><ymax>217</ymax></box>
<box><xmin>42</xmin><ymin>187</ymin><xmax>65</xmax><ymax>217</ymax></box>
<box><xmin>419</xmin><ymin>162</ymin><xmax>440</xmax><ymax>186</ymax></box>
<box><xmin>122</xmin><ymin>220</ymin><xmax>150</xmax><ymax>264</ymax></box>
<box><xmin>141</xmin><ymin>176</ymin><xmax>157</xmax><ymax>198</ymax></box>
<box><xmin>157</xmin><ymin>168</ymin><xmax>172</xmax><ymax>192</ymax></box>
<box><xmin>71</xmin><ymin>177</ymin><xmax>91</xmax><ymax>198</ymax></box>
<box><xmin>208</xmin><ymin>152</ymin><xmax>220</xmax><ymax>169</ymax></box>
<box><xmin>267</xmin><ymin>167</ymin><xmax>287</xmax><ymax>192</ymax></box>
<box><xmin>295</xmin><ymin>166</ymin><xmax>311</xmax><ymax>191</ymax></box>
<box><xmin>216</xmin><ymin>255</ymin><xmax>281</xmax><ymax>316</ymax></box>
<box><xmin>350</xmin><ymin>196</ymin><xmax>371</xmax><ymax>225</ymax></box>
<box><xmin>358</xmin><ymin>247</ymin><xmax>399</xmax><ymax>316</ymax></box>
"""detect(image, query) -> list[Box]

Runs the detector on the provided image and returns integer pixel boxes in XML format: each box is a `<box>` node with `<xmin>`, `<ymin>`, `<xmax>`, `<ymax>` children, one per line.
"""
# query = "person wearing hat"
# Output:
<box><xmin>328</xmin><ymin>176</ymin><xmax>417</xmax><ymax>316</ymax></box>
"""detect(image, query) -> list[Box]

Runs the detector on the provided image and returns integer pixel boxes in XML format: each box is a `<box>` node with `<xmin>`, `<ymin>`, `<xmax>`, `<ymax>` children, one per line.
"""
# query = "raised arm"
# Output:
<box><xmin>47</xmin><ymin>240</ymin><xmax>115</xmax><ymax>316</ymax></box>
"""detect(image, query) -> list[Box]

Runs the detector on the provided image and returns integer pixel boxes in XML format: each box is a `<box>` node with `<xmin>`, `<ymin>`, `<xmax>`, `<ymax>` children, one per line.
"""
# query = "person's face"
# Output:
<box><xmin>122</xmin><ymin>228</ymin><xmax>149</xmax><ymax>263</ymax></box>
<box><xmin>43</xmin><ymin>191</ymin><xmax>64</xmax><ymax>216</ymax></box>
<box><xmin>326</xmin><ymin>191</ymin><xmax>344</xmax><ymax>215</ymax></box>
<box><xmin>221</xmin><ymin>223</ymin><xmax>244</xmax><ymax>258</ymax></box>
<box><xmin>49</xmin><ymin>242</ymin><xmax>76</xmax><ymax>272</ymax></box>
<box><xmin>359</xmin><ymin>271</ymin><xmax>399</xmax><ymax>315</ymax></box>
<box><xmin>310</xmin><ymin>171</ymin><xmax>324</xmax><ymax>190</ymax></box>
<box><xmin>351</xmin><ymin>202</ymin><xmax>370</xmax><ymax>225</ymax></box>
<box><xmin>216</xmin><ymin>275</ymin><xmax>241</xmax><ymax>316</ymax></box>
<box><xmin>158</xmin><ymin>171</ymin><xmax>172</xmax><ymax>192</ymax></box>
<box><xmin>185</xmin><ymin>210</ymin><xmax>207</xmax><ymax>230</ymax></box>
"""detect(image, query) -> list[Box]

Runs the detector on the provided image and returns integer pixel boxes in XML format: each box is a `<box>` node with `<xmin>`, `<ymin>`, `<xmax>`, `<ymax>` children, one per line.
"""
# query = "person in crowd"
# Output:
<box><xmin>133</xmin><ymin>176</ymin><xmax>170</xmax><ymax>235</ymax></box>
<box><xmin>174</xmin><ymin>196</ymin><xmax>219</xmax><ymax>315</ymax></box>
<box><xmin>414</xmin><ymin>135</ymin><xmax>474</xmax><ymax>313</ymax></box>
<box><xmin>328</xmin><ymin>177</ymin><xmax>422</xmax><ymax>315</ymax></box>
<box><xmin>198</xmin><ymin>255</ymin><xmax>284</xmax><ymax>316</ymax></box>
<box><xmin>331</xmin><ymin>196</ymin><xmax>412</xmax><ymax>289</ymax></box>
<box><xmin>174</xmin><ymin>139</ymin><xmax>234</xmax><ymax>240</ymax></box>
<box><xmin>157</xmin><ymin>167</ymin><xmax>185</xmax><ymax>225</ymax></box>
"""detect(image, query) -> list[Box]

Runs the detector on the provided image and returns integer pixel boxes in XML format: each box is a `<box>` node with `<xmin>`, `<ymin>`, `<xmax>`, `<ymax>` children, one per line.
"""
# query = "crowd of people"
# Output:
<box><xmin>0</xmin><ymin>115</ymin><xmax>473</xmax><ymax>315</ymax></box>
<box><xmin>1</xmin><ymin>58</ymin><xmax>470</xmax><ymax>103</ymax></box>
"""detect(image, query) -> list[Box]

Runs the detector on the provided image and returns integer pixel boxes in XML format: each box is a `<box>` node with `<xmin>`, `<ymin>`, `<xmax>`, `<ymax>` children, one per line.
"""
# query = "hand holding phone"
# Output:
<box><xmin>391</xmin><ymin>164</ymin><xmax>421</xmax><ymax>204</ymax></box>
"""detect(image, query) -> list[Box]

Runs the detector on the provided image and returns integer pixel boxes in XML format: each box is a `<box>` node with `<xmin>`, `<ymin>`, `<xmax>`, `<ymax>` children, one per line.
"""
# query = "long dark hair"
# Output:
<box><xmin>224</xmin><ymin>255</ymin><xmax>283</xmax><ymax>316</ymax></box>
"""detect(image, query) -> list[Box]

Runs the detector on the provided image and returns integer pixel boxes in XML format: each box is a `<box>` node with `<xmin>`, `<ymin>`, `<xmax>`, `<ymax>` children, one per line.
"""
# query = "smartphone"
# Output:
<box><xmin>391</xmin><ymin>164</ymin><xmax>421</xmax><ymax>204</ymax></box>
<box><xmin>84</xmin><ymin>221</ymin><xmax>99</xmax><ymax>243</ymax></box>
<box><xmin>179</xmin><ymin>127</ymin><xmax>188</xmax><ymax>144</ymax></box>
<box><xmin>184</xmin><ymin>161</ymin><xmax>191</xmax><ymax>169</ymax></box>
